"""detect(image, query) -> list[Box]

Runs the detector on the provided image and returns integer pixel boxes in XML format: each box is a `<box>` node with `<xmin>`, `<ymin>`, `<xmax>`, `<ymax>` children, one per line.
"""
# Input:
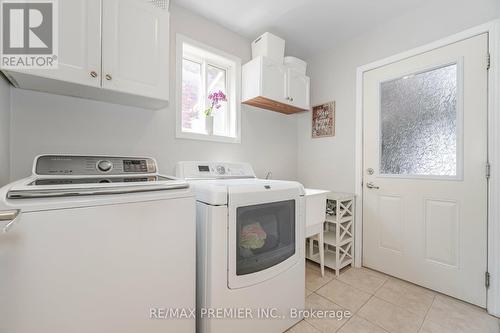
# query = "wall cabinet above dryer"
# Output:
<box><xmin>1</xmin><ymin>0</ymin><xmax>170</xmax><ymax>110</ymax></box>
<box><xmin>242</xmin><ymin>56</ymin><xmax>310</xmax><ymax>114</ymax></box>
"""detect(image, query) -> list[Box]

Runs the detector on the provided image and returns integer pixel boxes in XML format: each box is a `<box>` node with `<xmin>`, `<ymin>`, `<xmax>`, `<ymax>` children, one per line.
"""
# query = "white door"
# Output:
<box><xmin>101</xmin><ymin>0</ymin><xmax>169</xmax><ymax>100</ymax></box>
<box><xmin>14</xmin><ymin>0</ymin><xmax>101</xmax><ymax>87</ymax></box>
<box><xmin>261</xmin><ymin>57</ymin><xmax>287</xmax><ymax>104</ymax></box>
<box><xmin>362</xmin><ymin>34</ymin><xmax>488</xmax><ymax>307</ymax></box>
<box><xmin>286</xmin><ymin>69</ymin><xmax>310</xmax><ymax>109</ymax></box>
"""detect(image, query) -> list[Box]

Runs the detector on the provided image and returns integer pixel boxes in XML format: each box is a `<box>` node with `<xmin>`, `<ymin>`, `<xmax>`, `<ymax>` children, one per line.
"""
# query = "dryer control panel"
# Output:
<box><xmin>34</xmin><ymin>155</ymin><xmax>157</xmax><ymax>176</ymax></box>
<box><xmin>176</xmin><ymin>161</ymin><xmax>256</xmax><ymax>179</ymax></box>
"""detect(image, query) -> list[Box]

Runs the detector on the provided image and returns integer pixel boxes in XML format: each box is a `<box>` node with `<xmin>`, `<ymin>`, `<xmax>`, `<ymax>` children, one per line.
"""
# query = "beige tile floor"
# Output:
<box><xmin>287</xmin><ymin>260</ymin><xmax>500</xmax><ymax>333</ymax></box>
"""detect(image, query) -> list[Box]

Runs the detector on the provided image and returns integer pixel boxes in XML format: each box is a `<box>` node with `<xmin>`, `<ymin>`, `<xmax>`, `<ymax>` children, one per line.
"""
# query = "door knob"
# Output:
<box><xmin>366</xmin><ymin>182</ymin><xmax>380</xmax><ymax>189</ymax></box>
<box><xmin>89</xmin><ymin>71</ymin><xmax>98</xmax><ymax>78</ymax></box>
<box><xmin>105</xmin><ymin>74</ymin><xmax>112</xmax><ymax>81</ymax></box>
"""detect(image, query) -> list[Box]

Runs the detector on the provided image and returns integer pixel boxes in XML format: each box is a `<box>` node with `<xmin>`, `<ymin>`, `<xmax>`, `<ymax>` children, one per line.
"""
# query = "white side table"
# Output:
<box><xmin>304</xmin><ymin>189</ymin><xmax>330</xmax><ymax>277</ymax></box>
<box><xmin>305</xmin><ymin>191</ymin><xmax>355</xmax><ymax>277</ymax></box>
<box><xmin>323</xmin><ymin>192</ymin><xmax>355</xmax><ymax>276</ymax></box>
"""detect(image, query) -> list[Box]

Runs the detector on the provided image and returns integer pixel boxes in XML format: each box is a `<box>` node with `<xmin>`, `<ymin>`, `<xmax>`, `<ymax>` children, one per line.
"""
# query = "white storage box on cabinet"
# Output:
<box><xmin>242</xmin><ymin>56</ymin><xmax>310</xmax><ymax>114</ymax></box>
<box><xmin>1</xmin><ymin>0</ymin><xmax>170</xmax><ymax>110</ymax></box>
<box><xmin>251</xmin><ymin>32</ymin><xmax>285</xmax><ymax>63</ymax></box>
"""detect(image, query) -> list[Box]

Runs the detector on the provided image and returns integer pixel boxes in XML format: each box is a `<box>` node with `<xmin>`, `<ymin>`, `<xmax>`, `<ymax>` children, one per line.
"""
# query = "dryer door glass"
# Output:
<box><xmin>236</xmin><ymin>199</ymin><xmax>295</xmax><ymax>275</ymax></box>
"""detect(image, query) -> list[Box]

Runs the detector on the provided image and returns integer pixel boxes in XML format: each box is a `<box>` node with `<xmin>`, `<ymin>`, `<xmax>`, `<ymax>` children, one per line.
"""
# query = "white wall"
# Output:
<box><xmin>297</xmin><ymin>0</ymin><xmax>500</xmax><ymax>193</ymax></box>
<box><xmin>8</xmin><ymin>4</ymin><xmax>298</xmax><ymax>181</ymax></box>
<box><xmin>0</xmin><ymin>76</ymin><xmax>10</xmax><ymax>187</ymax></box>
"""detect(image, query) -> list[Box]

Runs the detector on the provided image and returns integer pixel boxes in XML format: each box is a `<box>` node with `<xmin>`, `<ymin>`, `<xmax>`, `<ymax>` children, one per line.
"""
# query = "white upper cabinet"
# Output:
<box><xmin>1</xmin><ymin>0</ymin><xmax>170</xmax><ymax>109</ymax></box>
<box><xmin>261</xmin><ymin>57</ymin><xmax>287</xmax><ymax>103</ymax></box>
<box><xmin>101</xmin><ymin>0</ymin><xmax>169</xmax><ymax>100</ymax></box>
<box><xmin>286</xmin><ymin>68</ymin><xmax>310</xmax><ymax>110</ymax></box>
<box><xmin>3</xmin><ymin>0</ymin><xmax>102</xmax><ymax>87</ymax></box>
<box><xmin>242</xmin><ymin>56</ymin><xmax>310</xmax><ymax>114</ymax></box>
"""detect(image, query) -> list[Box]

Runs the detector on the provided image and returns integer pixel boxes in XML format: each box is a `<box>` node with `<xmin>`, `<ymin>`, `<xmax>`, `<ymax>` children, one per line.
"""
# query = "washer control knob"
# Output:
<box><xmin>216</xmin><ymin>165</ymin><xmax>226</xmax><ymax>175</ymax></box>
<box><xmin>97</xmin><ymin>160</ymin><xmax>113</xmax><ymax>172</ymax></box>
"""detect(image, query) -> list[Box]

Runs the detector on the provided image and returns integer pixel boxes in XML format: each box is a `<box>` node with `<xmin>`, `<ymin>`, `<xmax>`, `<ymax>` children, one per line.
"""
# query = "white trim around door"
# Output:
<box><xmin>354</xmin><ymin>20</ymin><xmax>500</xmax><ymax>316</ymax></box>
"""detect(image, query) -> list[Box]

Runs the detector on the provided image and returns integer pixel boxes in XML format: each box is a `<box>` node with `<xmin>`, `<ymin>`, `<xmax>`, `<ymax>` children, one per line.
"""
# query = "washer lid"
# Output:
<box><xmin>30</xmin><ymin>175</ymin><xmax>172</xmax><ymax>186</ymax></box>
<box><xmin>6</xmin><ymin>176</ymin><xmax>189</xmax><ymax>199</ymax></box>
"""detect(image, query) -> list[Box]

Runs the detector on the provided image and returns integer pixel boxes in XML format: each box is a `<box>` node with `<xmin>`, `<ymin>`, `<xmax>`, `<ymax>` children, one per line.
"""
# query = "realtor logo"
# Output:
<box><xmin>1</xmin><ymin>0</ymin><xmax>58</xmax><ymax>69</ymax></box>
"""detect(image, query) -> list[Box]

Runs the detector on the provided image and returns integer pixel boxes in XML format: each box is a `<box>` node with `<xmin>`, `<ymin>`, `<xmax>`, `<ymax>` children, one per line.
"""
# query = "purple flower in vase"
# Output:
<box><xmin>204</xmin><ymin>90</ymin><xmax>227</xmax><ymax>116</ymax></box>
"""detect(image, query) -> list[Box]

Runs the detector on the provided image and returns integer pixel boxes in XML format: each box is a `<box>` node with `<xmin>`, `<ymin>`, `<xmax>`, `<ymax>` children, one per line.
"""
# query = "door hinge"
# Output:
<box><xmin>486</xmin><ymin>272</ymin><xmax>491</xmax><ymax>289</ymax></box>
<box><xmin>487</xmin><ymin>53</ymin><xmax>491</xmax><ymax>70</ymax></box>
<box><xmin>486</xmin><ymin>162</ymin><xmax>491</xmax><ymax>179</ymax></box>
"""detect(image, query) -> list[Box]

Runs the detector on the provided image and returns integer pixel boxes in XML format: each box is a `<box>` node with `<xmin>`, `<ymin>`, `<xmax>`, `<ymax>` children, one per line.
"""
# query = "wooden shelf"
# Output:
<box><xmin>242</xmin><ymin>96</ymin><xmax>308</xmax><ymax>114</ymax></box>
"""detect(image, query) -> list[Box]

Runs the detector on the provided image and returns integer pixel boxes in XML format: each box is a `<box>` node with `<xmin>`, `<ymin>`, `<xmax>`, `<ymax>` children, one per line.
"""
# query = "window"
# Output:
<box><xmin>176</xmin><ymin>34</ymin><xmax>241</xmax><ymax>143</ymax></box>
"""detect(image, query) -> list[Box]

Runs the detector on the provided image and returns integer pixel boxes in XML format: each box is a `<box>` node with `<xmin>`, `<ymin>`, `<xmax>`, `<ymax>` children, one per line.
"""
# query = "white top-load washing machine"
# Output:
<box><xmin>176</xmin><ymin>161</ymin><xmax>305</xmax><ymax>333</ymax></box>
<box><xmin>0</xmin><ymin>155</ymin><xmax>196</xmax><ymax>333</ymax></box>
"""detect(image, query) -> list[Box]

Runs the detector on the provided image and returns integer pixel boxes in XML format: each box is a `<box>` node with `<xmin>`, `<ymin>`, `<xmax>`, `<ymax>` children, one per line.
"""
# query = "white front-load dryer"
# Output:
<box><xmin>176</xmin><ymin>161</ymin><xmax>305</xmax><ymax>333</ymax></box>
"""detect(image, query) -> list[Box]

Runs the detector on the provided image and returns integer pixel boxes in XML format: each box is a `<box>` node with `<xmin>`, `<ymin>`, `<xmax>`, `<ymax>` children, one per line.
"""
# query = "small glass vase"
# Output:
<box><xmin>205</xmin><ymin>115</ymin><xmax>214</xmax><ymax>135</ymax></box>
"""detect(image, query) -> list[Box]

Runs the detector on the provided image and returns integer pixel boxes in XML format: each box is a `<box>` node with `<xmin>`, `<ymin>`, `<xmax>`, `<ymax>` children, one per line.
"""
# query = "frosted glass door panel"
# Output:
<box><xmin>380</xmin><ymin>64</ymin><xmax>459</xmax><ymax>177</ymax></box>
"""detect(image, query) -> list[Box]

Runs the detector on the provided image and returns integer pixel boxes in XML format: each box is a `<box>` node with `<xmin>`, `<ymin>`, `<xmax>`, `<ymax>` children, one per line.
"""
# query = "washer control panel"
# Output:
<box><xmin>97</xmin><ymin>160</ymin><xmax>113</xmax><ymax>172</ymax></box>
<box><xmin>176</xmin><ymin>161</ymin><xmax>256</xmax><ymax>179</ymax></box>
<box><xmin>216</xmin><ymin>165</ymin><xmax>226</xmax><ymax>175</ymax></box>
<box><xmin>35</xmin><ymin>155</ymin><xmax>157</xmax><ymax>176</ymax></box>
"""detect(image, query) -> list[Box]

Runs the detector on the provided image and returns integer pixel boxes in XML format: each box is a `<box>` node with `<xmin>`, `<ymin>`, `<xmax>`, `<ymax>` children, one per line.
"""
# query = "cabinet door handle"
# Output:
<box><xmin>90</xmin><ymin>71</ymin><xmax>98</xmax><ymax>78</ymax></box>
<box><xmin>290</xmin><ymin>97</ymin><xmax>294</xmax><ymax>102</ymax></box>
<box><xmin>105</xmin><ymin>74</ymin><xmax>112</xmax><ymax>81</ymax></box>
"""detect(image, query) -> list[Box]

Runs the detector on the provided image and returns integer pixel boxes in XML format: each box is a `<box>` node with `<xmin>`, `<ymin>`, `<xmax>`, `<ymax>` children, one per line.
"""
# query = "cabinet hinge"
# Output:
<box><xmin>486</xmin><ymin>272</ymin><xmax>491</xmax><ymax>289</ymax></box>
<box><xmin>487</xmin><ymin>53</ymin><xmax>491</xmax><ymax>70</ymax></box>
<box><xmin>486</xmin><ymin>162</ymin><xmax>491</xmax><ymax>179</ymax></box>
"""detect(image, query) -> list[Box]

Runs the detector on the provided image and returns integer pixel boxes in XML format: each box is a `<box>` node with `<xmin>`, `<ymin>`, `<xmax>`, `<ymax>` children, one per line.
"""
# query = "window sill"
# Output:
<box><xmin>176</xmin><ymin>130</ymin><xmax>241</xmax><ymax>144</ymax></box>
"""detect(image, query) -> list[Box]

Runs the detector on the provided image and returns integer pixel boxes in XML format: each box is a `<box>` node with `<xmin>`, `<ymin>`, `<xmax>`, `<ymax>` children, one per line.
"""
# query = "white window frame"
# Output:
<box><xmin>176</xmin><ymin>34</ymin><xmax>241</xmax><ymax>143</ymax></box>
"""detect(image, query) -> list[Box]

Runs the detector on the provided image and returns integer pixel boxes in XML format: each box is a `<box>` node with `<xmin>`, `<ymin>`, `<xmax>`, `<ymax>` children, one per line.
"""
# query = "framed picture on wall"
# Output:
<box><xmin>312</xmin><ymin>101</ymin><xmax>335</xmax><ymax>138</ymax></box>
